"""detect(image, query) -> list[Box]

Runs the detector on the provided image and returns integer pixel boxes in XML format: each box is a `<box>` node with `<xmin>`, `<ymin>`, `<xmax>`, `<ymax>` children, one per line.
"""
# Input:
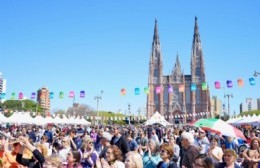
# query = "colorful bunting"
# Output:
<box><xmin>0</xmin><ymin>93</ymin><xmax>6</xmax><ymax>99</ymax></box>
<box><xmin>134</xmin><ymin>88</ymin><xmax>140</xmax><ymax>95</ymax></box>
<box><xmin>179</xmin><ymin>84</ymin><xmax>185</xmax><ymax>92</ymax></box>
<box><xmin>227</xmin><ymin>80</ymin><xmax>233</xmax><ymax>88</ymax></box>
<box><xmin>59</xmin><ymin>91</ymin><xmax>64</xmax><ymax>99</ymax></box>
<box><xmin>191</xmin><ymin>84</ymin><xmax>196</xmax><ymax>91</ymax></box>
<box><xmin>237</xmin><ymin>79</ymin><xmax>244</xmax><ymax>87</ymax></box>
<box><xmin>69</xmin><ymin>91</ymin><xmax>75</xmax><ymax>98</ymax></box>
<box><xmin>80</xmin><ymin>91</ymin><xmax>85</xmax><ymax>98</ymax></box>
<box><xmin>11</xmin><ymin>92</ymin><xmax>16</xmax><ymax>100</ymax></box>
<box><xmin>18</xmin><ymin>92</ymin><xmax>23</xmax><ymax>100</ymax></box>
<box><xmin>201</xmin><ymin>82</ymin><xmax>207</xmax><ymax>91</ymax></box>
<box><xmin>156</xmin><ymin>86</ymin><xmax>161</xmax><ymax>94</ymax></box>
<box><xmin>168</xmin><ymin>85</ymin><xmax>173</xmax><ymax>93</ymax></box>
<box><xmin>49</xmin><ymin>92</ymin><xmax>54</xmax><ymax>99</ymax></box>
<box><xmin>144</xmin><ymin>87</ymin><xmax>149</xmax><ymax>94</ymax></box>
<box><xmin>31</xmin><ymin>92</ymin><xmax>36</xmax><ymax>99</ymax></box>
<box><xmin>215</xmin><ymin>81</ymin><xmax>221</xmax><ymax>89</ymax></box>
<box><xmin>249</xmin><ymin>77</ymin><xmax>256</xmax><ymax>85</ymax></box>
<box><xmin>121</xmin><ymin>88</ymin><xmax>126</xmax><ymax>96</ymax></box>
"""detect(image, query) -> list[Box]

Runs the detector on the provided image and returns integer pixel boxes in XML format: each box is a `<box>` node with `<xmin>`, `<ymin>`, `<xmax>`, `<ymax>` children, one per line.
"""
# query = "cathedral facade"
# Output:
<box><xmin>147</xmin><ymin>17</ymin><xmax>211</xmax><ymax>123</ymax></box>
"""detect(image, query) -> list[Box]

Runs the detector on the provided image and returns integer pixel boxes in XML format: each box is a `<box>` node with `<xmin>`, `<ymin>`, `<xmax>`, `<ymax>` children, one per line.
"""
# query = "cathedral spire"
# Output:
<box><xmin>191</xmin><ymin>16</ymin><xmax>205</xmax><ymax>83</ymax></box>
<box><xmin>173</xmin><ymin>53</ymin><xmax>182</xmax><ymax>76</ymax></box>
<box><xmin>153</xmin><ymin>19</ymin><xmax>160</xmax><ymax>46</ymax></box>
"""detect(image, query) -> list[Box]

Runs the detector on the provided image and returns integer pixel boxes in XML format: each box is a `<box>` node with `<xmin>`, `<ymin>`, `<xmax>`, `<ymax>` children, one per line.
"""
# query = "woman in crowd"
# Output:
<box><xmin>59</xmin><ymin>137</ymin><xmax>71</xmax><ymax>163</ymax></box>
<box><xmin>142</xmin><ymin>139</ymin><xmax>161</xmax><ymax>168</ymax></box>
<box><xmin>157</xmin><ymin>143</ymin><xmax>177</xmax><ymax>168</ymax></box>
<box><xmin>42</xmin><ymin>154</ymin><xmax>63</xmax><ymax>168</ymax></box>
<box><xmin>218</xmin><ymin>149</ymin><xmax>241</xmax><ymax>168</ymax></box>
<box><xmin>79</xmin><ymin>136</ymin><xmax>98</xmax><ymax>168</ymax></box>
<box><xmin>65</xmin><ymin>150</ymin><xmax>82</xmax><ymax>168</ymax></box>
<box><xmin>96</xmin><ymin>145</ymin><xmax>125</xmax><ymax>168</ymax></box>
<box><xmin>4</xmin><ymin>139</ymin><xmax>26</xmax><ymax>168</ymax></box>
<box><xmin>125</xmin><ymin>151</ymin><xmax>143</xmax><ymax>168</ymax></box>
<box><xmin>193</xmin><ymin>154</ymin><xmax>214</xmax><ymax>168</ymax></box>
<box><xmin>16</xmin><ymin>136</ymin><xmax>46</xmax><ymax>168</ymax></box>
<box><xmin>168</xmin><ymin>135</ymin><xmax>180</xmax><ymax>164</ymax></box>
<box><xmin>207</xmin><ymin>136</ymin><xmax>223</xmax><ymax>167</ymax></box>
<box><xmin>242</xmin><ymin>137</ymin><xmax>260</xmax><ymax>168</ymax></box>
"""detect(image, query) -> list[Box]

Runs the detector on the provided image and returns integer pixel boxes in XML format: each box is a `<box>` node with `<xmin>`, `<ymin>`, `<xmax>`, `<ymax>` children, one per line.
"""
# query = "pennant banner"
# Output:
<box><xmin>18</xmin><ymin>92</ymin><xmax>23</xmax><ymax>100</ymax></box>
<box><xmin>179</xmin><ymin>84</ymin><xmax>185</xmax><ymax>92</ymax></box>
<box><xmin>49</xmin><ymin>92</ymin><xmax>54</xmax><ymax>99</ymax></box>
<box><xmin>227</xmin><ymin>80</ymin><xmax>233</xmax><ymax>88</ymax></box>
<box><xmin>80</xmin><ymin>91</ymin><xmax>85</xmax><ymax>98</ymax></box>
<box><xmin>201</xmin><ymin>82</ymin><xmax>207</xmax><ymax>91</ymax></box>
<box><xmin>191</xmin><ymin>84</ymin><xmax>196</xmax><ymax>91</ymax></box>
<box><xmin>121</xmin><ymin>88</ymin><xmax>126</xmax><ymax>96</ymax></box>
<box><xmin>59</xmin><ymin>91</ymin><xmax>64</xmax><ymax>99</ymax></box>
<box><xmin>237</xmin><ymin>79</ymin><xmax>244</xmax><ymax>87</ymax></box>
<box><xmin>168</xmin><ymin>85</ymin><xmax>173</xmax><ymax>93</ymax></box>
<box><xmin>156</xmin><ymin>86</ymin><xmax>161</xmax><ymax>94</ymax></box>
<box><xmin>69</xmin><ymin>91</ymin><xmax>75</xmax><ymax>98</ymax></box>
<box><xmin>144</xmin><ymin>87</ymin><xmax>149</xmax><ymax>94</ymax></box>
<box><xmin>134</xmin><ymin>88</ymin><xmax>140</xmax><ymax>95</ymax></box>
<box><xmin>31</xmin><ymin>92</ymin><xmax>36</xmax><ymax>99</ymax></box>
<box><xmin>249</xmin><ymin>77</ymin><xmax>256</xmax><ymax>85</ymax></box>
<box><xmin>215</xmin><ymin>81</ymin><xmax>221</xmax><ymax>89</ymax></box>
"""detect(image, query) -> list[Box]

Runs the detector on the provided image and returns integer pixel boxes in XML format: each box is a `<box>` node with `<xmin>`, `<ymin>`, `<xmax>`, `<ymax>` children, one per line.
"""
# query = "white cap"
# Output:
<box><xmin>102</xmin><ymin>132</ymin><xmax>112</xmax><ymax>141</ymax></box>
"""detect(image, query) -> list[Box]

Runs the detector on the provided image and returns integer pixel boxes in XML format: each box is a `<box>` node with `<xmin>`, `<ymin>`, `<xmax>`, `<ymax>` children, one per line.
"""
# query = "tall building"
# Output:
<box><xmin>147</xmin><ymin>17</ymin><xmax>210</xmax><ymax>122</ymax></box>
<box><xmin>257</xmin><ymin>98</ymin><xmax>260</xmax><ymax>110</ymax></box>
<box><xmin>37</xmin><ymin>87</ymin><xmax>50</xmax><ymax>115</ymax></box>
<box><xmin>240</xmin><ymin>98</ymin><xmax>258</xmax><ymax>112</ymax></box>
<box><xmin>210</xmin><ymin>96</ymin><xmax>222</xmax><ymax>117</ymax></box>
<box><xmin>0</xmin><ymin>73</ymin><xmax>7</xmax><ymax>103</ymax></box>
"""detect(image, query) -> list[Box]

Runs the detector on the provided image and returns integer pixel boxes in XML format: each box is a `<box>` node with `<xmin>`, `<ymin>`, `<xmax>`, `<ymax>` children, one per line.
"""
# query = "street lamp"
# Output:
<box><xmin>253</xmin><ymin>71</ymin><xmax>260</xmax><ymax>77</ymax></box>
<box><xmin>94</xmin><ymin>90</ymin><xmax>103</xmax><ymax>126</ymax></box>
<box><xmin>128</xmin><ymin>103</ymin><xmax>131</xmax><ymax>125</ymax></box>
<box><xmin>224</xmin><ymin>94</ymin><xmax>233</xmax><ymax>117</ymax></box>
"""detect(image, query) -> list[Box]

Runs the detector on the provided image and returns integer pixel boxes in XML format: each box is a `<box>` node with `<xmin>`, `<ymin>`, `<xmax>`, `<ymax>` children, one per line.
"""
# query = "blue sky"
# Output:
<box><xmin>0</xmin><ymin>1</ymin><xmax>259</xmax><ymax>116</ymax></box>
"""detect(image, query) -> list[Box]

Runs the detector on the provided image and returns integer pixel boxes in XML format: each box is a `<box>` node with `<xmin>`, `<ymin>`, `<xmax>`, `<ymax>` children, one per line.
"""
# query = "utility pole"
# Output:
<box><xmin>224</xmin><ymin>94</ymin><xmax>233</xmax><ymax>118</ymax></box>
<box><xmin>94</xmin><ymin>90</ymin><xmax>103</xmax><ymax>126</ymax></box>
<box><xmin>128</xmin><ymin>103</ymin><xmax>131</xmax><ymax>125</ymax></box>
<box><xmin>253</xmin><ymin>71</ymin><xmax>260</xmax><ymax>77</ymax></box>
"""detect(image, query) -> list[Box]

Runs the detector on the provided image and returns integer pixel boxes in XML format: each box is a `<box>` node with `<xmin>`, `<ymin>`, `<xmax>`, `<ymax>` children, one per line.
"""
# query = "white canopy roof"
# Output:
<box><xmin>144</xmin><ymin>111</ymin><xmax>172</xmax><ymax>127</ymax></box>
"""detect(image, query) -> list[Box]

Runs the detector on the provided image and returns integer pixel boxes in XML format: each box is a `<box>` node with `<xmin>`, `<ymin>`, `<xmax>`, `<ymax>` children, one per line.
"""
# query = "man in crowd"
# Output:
<box><xmin>181</xmin><ymin>131</ymin><xmax>199</xmax><ymax>168</ymax></box>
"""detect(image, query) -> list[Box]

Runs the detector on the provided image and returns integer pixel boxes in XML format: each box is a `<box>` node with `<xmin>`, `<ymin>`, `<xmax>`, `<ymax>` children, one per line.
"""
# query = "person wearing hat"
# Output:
<box><xmin>99</xmin><ymin>132</ymin><xmax>112</xmax><ymax>159</ymax></box>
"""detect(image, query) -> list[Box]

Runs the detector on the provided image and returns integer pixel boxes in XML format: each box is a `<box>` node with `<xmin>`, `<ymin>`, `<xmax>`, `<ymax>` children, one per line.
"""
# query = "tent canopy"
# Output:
<box><xmin>144</xmin><ymin>111</ymin><xmax>172</xmax><ymax>127</ymax></box>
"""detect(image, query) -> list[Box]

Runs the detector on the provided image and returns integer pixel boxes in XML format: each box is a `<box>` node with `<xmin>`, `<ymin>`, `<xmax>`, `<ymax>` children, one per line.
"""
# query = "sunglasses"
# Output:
<box><xmin>160</xmin><ymin>149</ymin><xmax>167</xmax><ymax>153</ymax></box>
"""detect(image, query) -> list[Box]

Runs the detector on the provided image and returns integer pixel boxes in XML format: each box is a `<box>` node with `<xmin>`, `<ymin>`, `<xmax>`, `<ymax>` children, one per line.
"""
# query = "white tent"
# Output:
<box><xmin>144</xmin><ymin>111</ymin><xmax>172</xmax><ymax>127</ymax></box>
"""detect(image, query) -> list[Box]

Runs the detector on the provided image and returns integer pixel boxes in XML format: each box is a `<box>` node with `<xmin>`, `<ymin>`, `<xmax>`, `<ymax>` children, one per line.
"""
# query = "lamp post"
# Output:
<box><xmin>253</xmin><ymin>71</ymin><xmax>260</xmax><ymax>77</ymax></box>
<box><xmin>224</xmin><ymin>94</ymin><xmax>233</xmax><ymax>118</ymax></box>
<box><xmin>128</xmin><ymin>103</ymin><xmax>131</xmax><ymax>125</ymax></box>
<box><xmin>94</xmin><ymin>90</ymin><xmax>103</xmax><ymax>126</ymax></box>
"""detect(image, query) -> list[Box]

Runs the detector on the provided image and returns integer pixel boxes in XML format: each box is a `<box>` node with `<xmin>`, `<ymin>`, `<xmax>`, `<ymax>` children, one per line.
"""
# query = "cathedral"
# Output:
<box><xmin>147</xmin><ymin>17</ymin><xmax>211</xmax><ymax>123</ymax></box>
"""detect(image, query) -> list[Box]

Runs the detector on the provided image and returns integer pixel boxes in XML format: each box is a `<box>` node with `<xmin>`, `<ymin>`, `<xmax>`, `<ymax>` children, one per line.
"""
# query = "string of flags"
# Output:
<box><xmin>0</xmin><ymin>78</ymin><xmax>257</xmax><ymax>100</ymax></box>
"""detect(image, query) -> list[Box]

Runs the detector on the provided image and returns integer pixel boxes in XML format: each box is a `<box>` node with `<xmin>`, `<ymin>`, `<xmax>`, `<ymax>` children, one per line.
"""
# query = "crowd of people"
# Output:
<box><xmin>0</xmin><ymin>123</ymin><xmax>259</xmax><ymax>168</ymax></box>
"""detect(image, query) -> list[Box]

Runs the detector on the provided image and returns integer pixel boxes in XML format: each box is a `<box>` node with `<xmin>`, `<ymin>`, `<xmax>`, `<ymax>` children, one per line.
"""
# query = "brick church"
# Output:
<box><xmin>147</xmin><ymin>17</ymin><xmax>211</xmax><ymax>123</ymax></box>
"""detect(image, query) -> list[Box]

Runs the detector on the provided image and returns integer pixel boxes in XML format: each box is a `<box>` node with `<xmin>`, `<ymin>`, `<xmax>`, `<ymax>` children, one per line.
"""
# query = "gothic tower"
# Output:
<box><xmin>191</xmin><ymin>17</ymin><xmax>210</xmax><ymax>120</ymax></box>
<box><xmin>147</xmin><ymin>19</ymin><xmax>164</xmax><ymax>118</ymax></box>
